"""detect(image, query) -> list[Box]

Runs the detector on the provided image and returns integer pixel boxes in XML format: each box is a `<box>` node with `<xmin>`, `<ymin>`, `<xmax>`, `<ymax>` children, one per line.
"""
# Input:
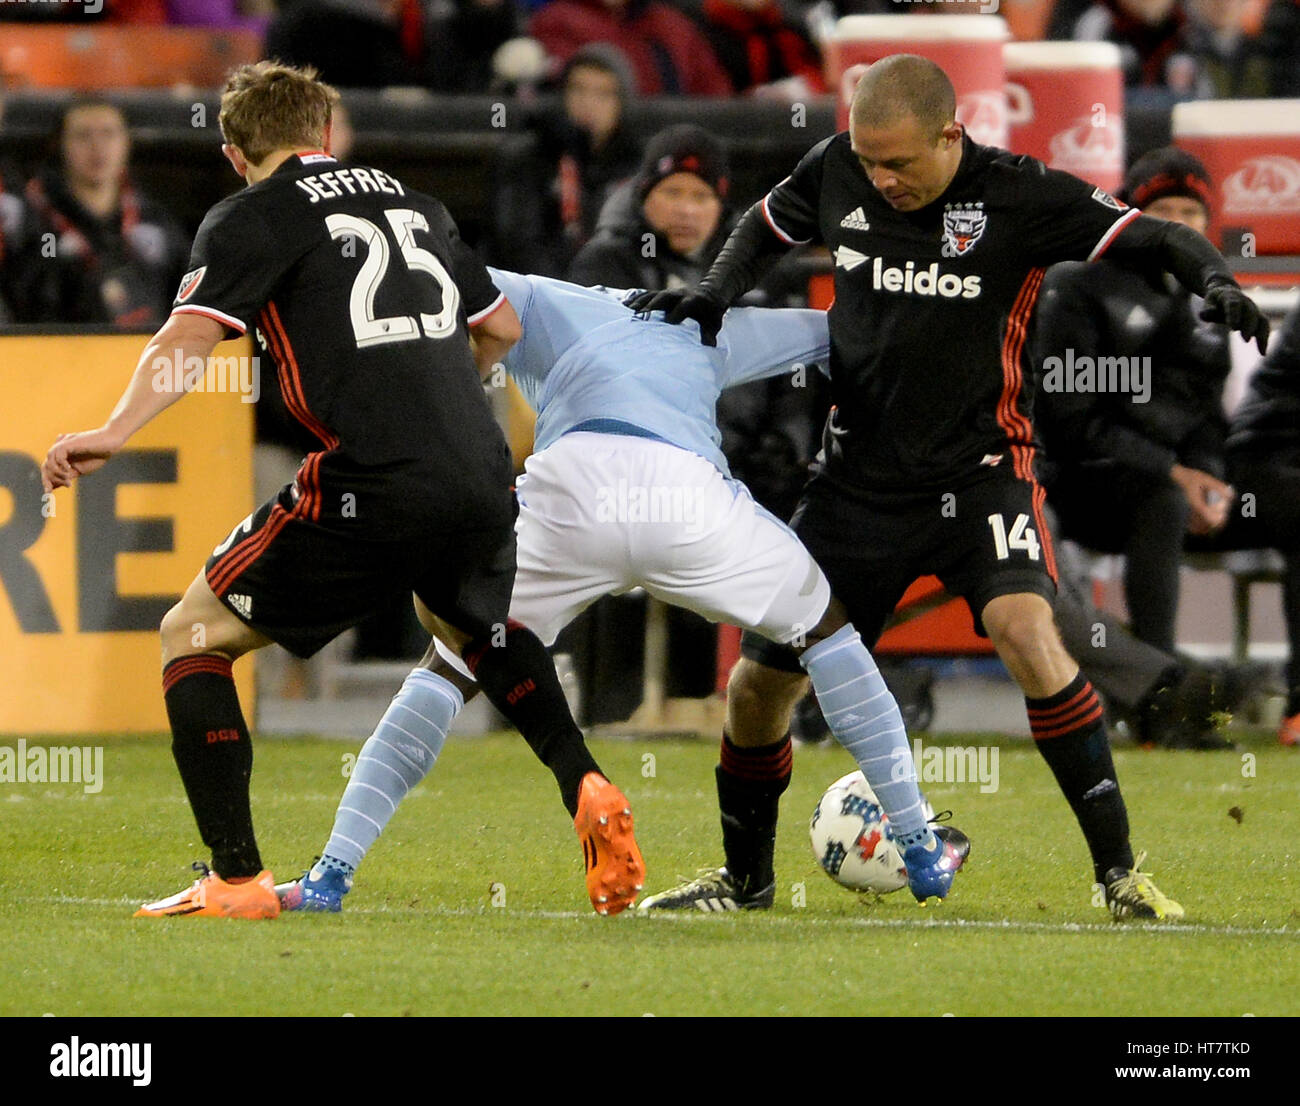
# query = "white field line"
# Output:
<box><xmin>21</xmin><ymin>895</ymin><xmax>1296</xmax><ymax>938</ymax></box>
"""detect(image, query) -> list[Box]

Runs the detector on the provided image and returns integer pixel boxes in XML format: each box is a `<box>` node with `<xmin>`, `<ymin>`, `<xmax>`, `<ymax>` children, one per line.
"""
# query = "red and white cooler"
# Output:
<box><xmin>1004</xmin><ymin>41</ymin><xmax>1124</xmax><ymax>192</ymax></box>
<box><xmin>824</xmin><ymin>15</ymin><xmax>1010</xmax><ymax>146</ymax></box>
<box><xmin>1173</xmin><ymin>100</ymin><xmax>1300</xmax><ymax>256</ymax></box>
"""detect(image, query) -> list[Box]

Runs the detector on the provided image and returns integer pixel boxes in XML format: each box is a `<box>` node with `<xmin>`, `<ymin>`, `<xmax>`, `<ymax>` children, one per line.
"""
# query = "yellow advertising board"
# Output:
<box><xmin>0</xmin><ymin>334</ymin><xmax>255</xmax><ymax>734</ymax></box>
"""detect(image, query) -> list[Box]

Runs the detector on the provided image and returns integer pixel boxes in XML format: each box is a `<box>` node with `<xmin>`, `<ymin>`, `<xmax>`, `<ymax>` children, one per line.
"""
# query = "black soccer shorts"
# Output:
<box><xmin>743</xmin><ymin>464</ymin><xmax>1058</xmax><ymax>673</ymax></box>
<box><xmin>204</xmin><ymin>481</ymin><xmax>518</xmax><ymax>658</ymax></box>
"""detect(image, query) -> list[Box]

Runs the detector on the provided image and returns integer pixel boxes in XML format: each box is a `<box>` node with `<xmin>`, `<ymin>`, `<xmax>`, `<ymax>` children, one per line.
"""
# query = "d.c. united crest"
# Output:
<box><xmin>941</xmin><ymin>202</ymin><xmax>987</xmax><ymax>257</ymax></box>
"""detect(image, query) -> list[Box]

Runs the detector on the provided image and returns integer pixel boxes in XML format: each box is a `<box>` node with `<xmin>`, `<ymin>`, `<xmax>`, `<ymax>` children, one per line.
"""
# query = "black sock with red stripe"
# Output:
<box><xmin>464</xmin><ymin>621</ymin><xmax>601</xmax><ymax>817</ymax></box>
<box><xmin>162</xmin><ymin>654</ymin><xmax>262</xmax><ymax>879</ymax></box>
<box><xmin>716</xmin><ymin>732</ymin><xmax>792</xmax><ymax>895</ymax></box>
<box><xmin>1026</xmin><ymin>671</ymin><xmax>1134</xmax><ymax>882</ymax></box>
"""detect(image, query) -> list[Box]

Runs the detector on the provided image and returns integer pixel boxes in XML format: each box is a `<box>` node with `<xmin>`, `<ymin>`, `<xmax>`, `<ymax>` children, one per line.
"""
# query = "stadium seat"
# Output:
<box><xmin>1185</xmin><ymin>549</ymin><xmax>1287</xmax><ymax>665</ymax></box>
<box><xmin>0</xmin><ymin>27</ymin><xmax>262</xmax><ymax>90</ymax></box>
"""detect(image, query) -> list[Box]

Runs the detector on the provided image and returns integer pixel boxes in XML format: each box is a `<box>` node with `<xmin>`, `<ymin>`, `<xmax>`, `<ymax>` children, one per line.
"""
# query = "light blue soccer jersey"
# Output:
<box><xmin>486</xmin><ymin>268</ymin><xmax>829</xmax><ymax>478</ymax></box>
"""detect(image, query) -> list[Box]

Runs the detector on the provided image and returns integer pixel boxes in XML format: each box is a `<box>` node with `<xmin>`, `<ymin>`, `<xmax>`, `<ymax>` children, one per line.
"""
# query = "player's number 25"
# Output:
<box><xmin>987</xmin><ymin>512</ymin><xmax>1041</xmax><ymax>561</ymax></box>
<box><xmin>326</xmin><ymin>208</ymin><xmax>461</xmax><ymax>349</ymax></box>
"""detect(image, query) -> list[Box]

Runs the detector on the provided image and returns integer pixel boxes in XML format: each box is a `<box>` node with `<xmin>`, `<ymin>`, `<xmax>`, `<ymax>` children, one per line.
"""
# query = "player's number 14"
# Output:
<box><xmin>326</xmin><ymin>208</ymin><xmax>460</xmax><ymax>349</ymax></box>
<box><xmin>987</xmin><ymin>512</ymin><xmax>1041</xmax><ymax>561</ymax></box>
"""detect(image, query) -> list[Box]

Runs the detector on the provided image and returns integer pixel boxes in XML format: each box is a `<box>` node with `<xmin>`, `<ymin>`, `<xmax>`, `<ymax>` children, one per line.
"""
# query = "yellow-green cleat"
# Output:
<box><xmin>1103</xmin><ymin>851</ymin><xmax>1185</xmax><ymax>920</ymax></box>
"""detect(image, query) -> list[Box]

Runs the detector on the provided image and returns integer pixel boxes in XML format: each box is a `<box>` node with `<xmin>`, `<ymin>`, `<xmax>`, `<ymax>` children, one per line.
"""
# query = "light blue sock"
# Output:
<box><xmin>321</xmin><ymin>668</ymin><xmax>463</xmax><ymax>871</ymax></box>
<box><xmin>799</xmin><ymin>624</ymin><xmax>934</xmax><ymax>849</ymax></box>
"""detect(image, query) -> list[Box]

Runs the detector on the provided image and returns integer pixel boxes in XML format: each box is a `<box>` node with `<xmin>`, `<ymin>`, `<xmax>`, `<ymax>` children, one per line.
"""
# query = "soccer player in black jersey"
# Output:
<box><xmin>634</xmin><ymin>55</ymin><xmax>1269</xmax><ymax>920</ymax></box>
<box><xmin>41</xmin><ymin>62</ymin><xmax>643</xmax><ymax>919</ymax></box>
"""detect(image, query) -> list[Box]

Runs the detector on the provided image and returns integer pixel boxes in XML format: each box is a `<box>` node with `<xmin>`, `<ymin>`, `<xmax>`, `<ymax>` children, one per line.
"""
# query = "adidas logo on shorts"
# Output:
<box><xmin>839</xmin><ymin>207</ymin><xmax>870</xmax><ymax>231</ymax></box>
<box><xmin>228</xmin><ymin>593</ymin><xmax>253</xmax><ymax>618</ymax></box>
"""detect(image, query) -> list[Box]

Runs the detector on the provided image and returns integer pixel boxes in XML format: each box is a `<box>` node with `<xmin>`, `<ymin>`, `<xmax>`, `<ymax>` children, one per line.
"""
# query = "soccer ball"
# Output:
<box><xmin>809</xmin><ymin>770</ymin><xmax>933</xmax><ymax>894</ymax></box>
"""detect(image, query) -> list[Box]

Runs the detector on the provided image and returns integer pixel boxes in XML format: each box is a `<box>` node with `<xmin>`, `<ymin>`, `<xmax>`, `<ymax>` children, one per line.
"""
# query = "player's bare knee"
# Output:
<box><xmin>985</xmin><ymin>603</ymin><xmax>1058</xmax><ymax>670</ymax></box>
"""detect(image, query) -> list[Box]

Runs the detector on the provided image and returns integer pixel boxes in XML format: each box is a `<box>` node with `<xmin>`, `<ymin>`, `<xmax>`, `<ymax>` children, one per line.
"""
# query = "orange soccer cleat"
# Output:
<box><xmin>1280</xmin><ymin>713</ymin><xmax>1300</xmax><ymax>747</ymax></box>
<box><xmin>574</xmin><ymin>773</ymin><xmax>645</xmax><ymax>916</ymax></box>
<box><xmin>134</xmin><ymin>863</ymin><xmax>280</xmax><ymax>919</ymax></box>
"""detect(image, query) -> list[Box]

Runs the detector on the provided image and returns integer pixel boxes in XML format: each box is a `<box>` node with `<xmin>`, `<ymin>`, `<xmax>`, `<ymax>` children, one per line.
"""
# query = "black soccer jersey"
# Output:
<box><xmin>172</xmin><ymin>151</ymin><xmax>513</xmax><ymax>533</ymax></box>
<box><xmin>762</xmin><ymin>132</ymin><xmax>1140</xmax><ymax>493</ymax></box>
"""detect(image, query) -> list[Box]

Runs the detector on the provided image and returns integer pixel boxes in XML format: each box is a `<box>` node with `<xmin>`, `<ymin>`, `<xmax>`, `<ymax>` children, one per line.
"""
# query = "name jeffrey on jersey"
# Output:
<box><xmin>835</xmin><ymin>247</ymin><xmax>982</xmax><ymax>299</ymax></box>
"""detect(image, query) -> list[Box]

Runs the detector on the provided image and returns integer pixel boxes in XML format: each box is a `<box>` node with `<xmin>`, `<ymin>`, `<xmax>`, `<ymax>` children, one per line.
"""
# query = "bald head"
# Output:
<box><xmin>850</xmin><ymin>55</ymin><xmax>956</xmax><ymax>142</ymax></box>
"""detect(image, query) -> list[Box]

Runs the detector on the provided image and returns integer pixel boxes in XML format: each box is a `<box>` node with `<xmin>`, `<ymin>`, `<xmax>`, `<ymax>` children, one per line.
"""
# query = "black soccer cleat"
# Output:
<box><xmin>636</xmin><ymin>867</ymin><xmax>775</xmax><ymax>912</ymax></box>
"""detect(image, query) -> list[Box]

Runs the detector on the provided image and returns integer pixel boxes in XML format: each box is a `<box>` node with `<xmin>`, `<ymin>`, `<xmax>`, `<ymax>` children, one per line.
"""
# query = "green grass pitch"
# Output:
<box><xmin>1</xmin><ymin>731</ymin><xmax>1296</xmax><ymax>1017</ymax></box>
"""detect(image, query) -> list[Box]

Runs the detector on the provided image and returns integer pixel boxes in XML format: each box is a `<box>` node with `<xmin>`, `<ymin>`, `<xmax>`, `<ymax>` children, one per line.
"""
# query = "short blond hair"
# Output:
<box><xmin>219</xmin><ymin>60</ymin><xmax>339</xmax><ymax>166</ymax></box>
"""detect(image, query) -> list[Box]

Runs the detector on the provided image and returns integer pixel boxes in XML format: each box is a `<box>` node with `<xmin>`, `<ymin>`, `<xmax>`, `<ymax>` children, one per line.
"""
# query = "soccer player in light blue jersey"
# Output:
<box><xmin>280</xmin><ymin>271</ymin><xmax>968</xmax><ymax>914</ymax></box>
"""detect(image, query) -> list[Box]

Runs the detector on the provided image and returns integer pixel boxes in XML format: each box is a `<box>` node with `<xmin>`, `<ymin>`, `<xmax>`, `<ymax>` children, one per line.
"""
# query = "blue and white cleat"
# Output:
<box><xmin>902</xmin><ymin>825</ymin><xmax>970</xmax><ymax>904</ymax></box>
<box><xmin>275</xmin><ymin>865</ymin><xmax>352</xmax><ymax>913</ymax></box>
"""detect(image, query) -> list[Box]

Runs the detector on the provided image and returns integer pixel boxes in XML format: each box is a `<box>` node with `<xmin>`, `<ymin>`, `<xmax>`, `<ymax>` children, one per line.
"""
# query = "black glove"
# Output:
<box><xmin>624</xmin><ymin>288</ymin><xmax>669</xmax><ymax>313</ymax></box>
<box><xmin>630</xmin><ymin>287</ymin><xmax>727</xmax><ymax>346</ymax></box>
<box><xmin>1200</xmin><ymin>279</ymin><xmax>1270</xmax><ymax>354</ymax></box>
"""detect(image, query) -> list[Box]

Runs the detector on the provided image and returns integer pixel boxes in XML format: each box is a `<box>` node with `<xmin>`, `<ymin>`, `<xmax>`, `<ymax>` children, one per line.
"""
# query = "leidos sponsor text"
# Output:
<box><xmin>0</xmin><ymin>740</ymin><xmax>103</xmax><ymax>794</ymax></box>
<box><xmin>836</xmin><ymin>249</ymin><xmax>982</xmax><ymax>300</ymax></box>
<box><xmin>50</xmin><ymin>1038</ymin><xmax>151</xmax><ymax>1087</ymax></box>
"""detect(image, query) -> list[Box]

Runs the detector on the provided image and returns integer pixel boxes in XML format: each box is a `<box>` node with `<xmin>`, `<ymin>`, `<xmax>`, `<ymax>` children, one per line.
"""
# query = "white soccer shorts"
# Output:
<box><xmin>436</xmin><ymin>431</ymin><xmax>830</xmax><ymax>673</ymax></box>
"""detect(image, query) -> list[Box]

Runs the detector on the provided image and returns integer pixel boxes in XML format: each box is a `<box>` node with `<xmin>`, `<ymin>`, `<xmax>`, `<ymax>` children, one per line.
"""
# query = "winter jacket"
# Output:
<box><xmin>13</xmin><ymin>168</ymin><xmax>187</xmax><ymax>328</ymax></box>
<box><xmin>1228</xmin><ymin>298</ymin><xmax>1300</xmax><ymax>461</ymax></box>
<box><xmin>1034</xmin><ymin>258</ymin><xmax>1232</xmax><ymax>484</ymax></box>
<box><xmin>566</xmin><ymin>179</ymin><xmax>733</xmax><ymax>291</ymax></box>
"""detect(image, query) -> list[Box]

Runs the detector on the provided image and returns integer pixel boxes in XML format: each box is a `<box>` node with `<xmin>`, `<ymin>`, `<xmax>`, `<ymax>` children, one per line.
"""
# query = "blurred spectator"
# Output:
<box><xmin>1258</xmin><ymin>0</ymin><xmax>1300</xmax><ymax>94</ymax></box>
<box><xmin>681</xmin><ymin>0</ymin><xmax>826</xmax><ymax>98</ymax></box>
<box><xmin>1183</xmin><ymin>0</ymin><xmax>1274</xmax><ymax>96</ymax></box>
<box><xmin>569</xmin><ymin>123</ymin><xmax>732</xmax><ymax>288</ymax></box>
<box><xmin>107</xmin><ymin>0</ymin><xmax>169</xmax><ymax>19</ymax></box>
<box><xmin>425</xmin><ymin>0</ymin><xmax>522</xmax><ymax>92</ymax></box>
<box><xmin>0</xmin><ymin>163</ymin><xmax>30</xmax><ymax>326</ymax></box>
<box><xmin>530</xmin><ymin>0</ymin><xmax>734</xmax><ymax>96</ymax></box>
<box><xmin>1035</xmin><ymin>148</ymin><xmax>1232</xmax><ymax>655</ymax></box>
<box><xmin>10</xmin><ymin>99</ymin><xmax>186</xmax><ymax>328</ymax></box>
<box><xmin>167</xmin><ymin>0</ymin><xmax>272</xmax><ymax>29</ymax></box>
<box><xmin>494</xmin><ymin>45</ymin><xmax>641</xmax><ymax>276</ymax></box>
<box><xmin>1069</xmin><ymin>0</ymin><xmax>1200</xmax><ymax>92</ymax></box>
<box><xmin>265</xmin><ymin>1</ymin><xmax>421</xmax><ymax>88</ymax></box>
<box><xmin>266</xmin><ymin>0</ymin><xmax>517</xmax><ymax>92</ymax></box>
<box><xmin>1202</xmin><ymin>298</ymin><xmax>1300</xmax><ymax>746</ymax></box>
